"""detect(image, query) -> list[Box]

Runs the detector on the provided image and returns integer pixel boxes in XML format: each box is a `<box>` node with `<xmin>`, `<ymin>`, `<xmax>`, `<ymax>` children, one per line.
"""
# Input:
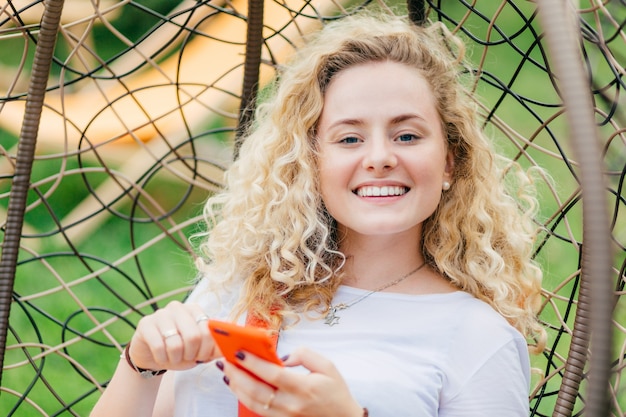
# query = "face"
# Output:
<box><xmin>316</xmin><ymin>61</ymin><xmax>454</xmax><ymax>243</ymax></box>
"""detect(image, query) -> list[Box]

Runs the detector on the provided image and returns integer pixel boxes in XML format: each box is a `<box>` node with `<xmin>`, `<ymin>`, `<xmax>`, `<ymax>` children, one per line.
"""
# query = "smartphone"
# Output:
<box><xmin>208</xmin><ymin>319</ymin><xmax>283</xmax><ymax>368</ymax></box>
<box><xmin>209</xmin><ymin>320</ymin><xmax>282</xmax><ymax>417</ymax></box>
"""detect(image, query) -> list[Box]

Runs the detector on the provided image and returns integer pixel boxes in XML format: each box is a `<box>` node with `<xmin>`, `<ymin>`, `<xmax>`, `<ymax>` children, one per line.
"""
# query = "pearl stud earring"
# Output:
<box><xmin>442</xmin><ymin>181</ymin><xmax>451</xmax><ymax>191</ymax></box>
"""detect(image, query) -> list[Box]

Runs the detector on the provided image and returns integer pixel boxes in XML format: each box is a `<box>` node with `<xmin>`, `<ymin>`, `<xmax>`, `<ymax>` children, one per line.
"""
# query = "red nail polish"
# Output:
<box><xmin>235</xmin><ymin>350</ymin><xmax>245</xmax><ymax>360</ymax></box>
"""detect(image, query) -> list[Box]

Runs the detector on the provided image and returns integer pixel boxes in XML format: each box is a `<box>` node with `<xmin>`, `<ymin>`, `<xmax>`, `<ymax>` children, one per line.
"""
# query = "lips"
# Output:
<box><xmin>354</xmin><ymin>185</ymin><xmax>409</xmax><ymax>197</ymax></box>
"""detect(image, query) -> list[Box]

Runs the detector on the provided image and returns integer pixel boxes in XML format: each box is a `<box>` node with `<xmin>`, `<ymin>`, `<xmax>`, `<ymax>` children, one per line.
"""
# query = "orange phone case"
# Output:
<box><xmin>208</xmin><ymin>319</ymin><xmax>282</xmax><ymax>417</ymax></box>
<box><xmin>208</xmin><ymin>319</ymin><xmax>282</xmax><ymax>367</ymax></box>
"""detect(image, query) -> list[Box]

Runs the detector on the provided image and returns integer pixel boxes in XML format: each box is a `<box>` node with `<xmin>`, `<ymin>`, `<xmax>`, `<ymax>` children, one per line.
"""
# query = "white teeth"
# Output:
<box><xmin>356</xmin><ymin>186</ymin><xmax>407</xmax><ymax>197</ymax></box>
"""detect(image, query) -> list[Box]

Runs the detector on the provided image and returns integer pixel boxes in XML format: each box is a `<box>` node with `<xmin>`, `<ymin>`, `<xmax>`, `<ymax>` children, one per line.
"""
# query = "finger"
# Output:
<box><xmin>187</xmin><ymin>305</ymin><xmax>216</xmax><ymax>362</ymax></box>
<box><xmin>137</xmin><ymin>309</ymin><xmax>176</xmax><ymax>351</ymax></box>
<box><xmin>154</xmin><ymin>312</ymin><xmax>184</xmax><ymax>365</ymax></box>
<box><xmin>222</xmin><ymin>360</ymin><xmax>281</xmax><ymax>415</ymax></box>
<box><xmin>233</xmin><ymin>351</ymin><xmax>286</xmax><ymax>389</ymax></box>
<box><xmin>157</xmin><ymin>301</ymin><xmax>217</xmax><ymax>365</ymax></box>
<box><xmin>130</xmin><ymin>315</ymin><xmax>166</xmax><ymax>369</ymax></box>
<box><xmin>131</xmin><ymin>302</ymin><xmax>217</xmax><ymax>370</ymax></box>
<box><xmin>166</xmin><ymin>302</ymin><xmax>211</xmax><ymax>362</ymax></box>
<box><xmin>282</xmin><ymin>347</ymin><xmax>341</xmax><ymax>378</ymax></box>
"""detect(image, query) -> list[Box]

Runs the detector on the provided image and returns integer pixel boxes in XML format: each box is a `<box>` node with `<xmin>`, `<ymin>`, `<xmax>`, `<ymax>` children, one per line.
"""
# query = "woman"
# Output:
<box><xmin>91</xmin><ymin>12</ymin><xmax>544</xmax><ymax>417</ymax></box>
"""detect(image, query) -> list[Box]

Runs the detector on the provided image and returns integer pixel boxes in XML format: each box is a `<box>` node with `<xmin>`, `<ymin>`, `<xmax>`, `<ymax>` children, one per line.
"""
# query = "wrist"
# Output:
<box><xmin>122</xmin><ymin>341</ymin><xmax>167</xmax><ymax>379</ymax></box>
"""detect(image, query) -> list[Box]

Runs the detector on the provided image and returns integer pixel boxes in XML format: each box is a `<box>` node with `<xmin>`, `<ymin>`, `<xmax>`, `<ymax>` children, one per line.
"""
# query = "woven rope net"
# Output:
<box><xmin>0</xmin><ymin>0</ymin><xmax>624</xmax><ymax>415</ymax></box>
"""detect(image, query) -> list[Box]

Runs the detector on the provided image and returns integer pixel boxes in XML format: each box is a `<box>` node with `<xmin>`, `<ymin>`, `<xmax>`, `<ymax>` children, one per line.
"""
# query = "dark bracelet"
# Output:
<box><xmin>363</xmin><ymin>407</ymin><xmax>369</xmax><ymax>416</ymax></box>
<box><xmin>123</xmin><ymin>341</ymin><xmax>167</xmax><ymax>379</ymax></box>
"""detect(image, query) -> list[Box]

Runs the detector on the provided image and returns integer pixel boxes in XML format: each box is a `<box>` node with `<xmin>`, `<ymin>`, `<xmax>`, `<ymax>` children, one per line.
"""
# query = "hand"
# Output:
<box><xmin>129</xmin><ymin>300</ymin><xmax>218</xmax><ymax>372</ymax></box>
<box><xmin>220</xmin><ymin>347</ymin><xmax>364</xmax><ymax>417</ymax></box>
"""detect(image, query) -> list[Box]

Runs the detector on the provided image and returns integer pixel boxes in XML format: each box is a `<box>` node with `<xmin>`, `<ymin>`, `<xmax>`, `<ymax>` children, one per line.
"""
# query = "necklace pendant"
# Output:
<box><xmin>324</xmin><ymin>304</ymin><xmax>346</xmax><ymax>326</ymax></box>
<box><xmin>323</xmin><ymin>263</ymin><xmax>426</xmax><ymax>327</ymax></box>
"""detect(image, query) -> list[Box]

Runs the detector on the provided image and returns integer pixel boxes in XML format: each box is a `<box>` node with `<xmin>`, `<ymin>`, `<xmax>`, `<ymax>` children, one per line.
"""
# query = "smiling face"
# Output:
<box><xmin>316</xmin><ymin>61</ymin><xmax>454</xmax><ymax>245</ymax></box>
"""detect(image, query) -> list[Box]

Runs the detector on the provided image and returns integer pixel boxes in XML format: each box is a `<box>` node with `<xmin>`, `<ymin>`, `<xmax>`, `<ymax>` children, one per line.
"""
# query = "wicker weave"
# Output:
<box><xmin>1</xmin><ymin>1</ymin><xmax>624</xmax><ymax>415</ymax></box>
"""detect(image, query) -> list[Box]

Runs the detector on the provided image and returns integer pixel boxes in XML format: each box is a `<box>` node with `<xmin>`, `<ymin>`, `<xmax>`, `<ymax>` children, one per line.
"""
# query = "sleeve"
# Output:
<box><xmin>184</xmin><ymin>277</ymin><xmax>210</xmax><ymax>304</ymax></box>
<box><xmin>439</xmin><ymin>337</ymin><xmax>531</xmax><ymax>417</ymax></box>
<box><xmin>183</xmin><ymin>277</ymin><xmax>241</xmax><ymax>320</ymax></box>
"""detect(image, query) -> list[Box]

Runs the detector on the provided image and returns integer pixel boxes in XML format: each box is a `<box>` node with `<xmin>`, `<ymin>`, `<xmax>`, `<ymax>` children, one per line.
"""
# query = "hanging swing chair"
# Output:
<box><xmin>0</xmin><ymin>0</ymin><xmax>624</xmax><ymax>415</ymax></box>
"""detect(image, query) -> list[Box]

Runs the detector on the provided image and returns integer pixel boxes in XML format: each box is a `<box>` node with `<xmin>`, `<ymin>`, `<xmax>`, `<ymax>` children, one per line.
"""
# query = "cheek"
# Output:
<box><xmin>318</xmin><ymin>166</ymin><xmax>340</xmax><ymax>204</ymax></box>
<box><xmin>318</xmin><ymin>153</ymin><xmax>350</xmax><ymax>186</ymax></box>
<box><xmin>407</xmin><ymin>153</ymin><xmax>444</xmax><ymax>178</ymax></box>
<box><xmin>318</xmin><ymin>157</ymin><xmax>351</xmax><ymax>215</ymax></box>
<box><xmin>317</xmin><ymin>159</ymin><xmax>335</xmax><ymax>202</ymax></box>
<box><xmin>405</xmin><ymin>156</ymin><xmax>449</xmax><ymax>200</ymax></box>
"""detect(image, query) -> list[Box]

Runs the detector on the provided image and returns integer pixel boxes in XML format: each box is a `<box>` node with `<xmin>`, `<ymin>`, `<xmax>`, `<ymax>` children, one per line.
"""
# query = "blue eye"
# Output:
<box><xmin>339</xmin><ymin>136</ymin><xmax>360</xmax><ymax>144</ymax></box>
<box><xmin>398</xmin><ymin>134</ymin><xmax>418</xmax><ymax>142</ymax></box>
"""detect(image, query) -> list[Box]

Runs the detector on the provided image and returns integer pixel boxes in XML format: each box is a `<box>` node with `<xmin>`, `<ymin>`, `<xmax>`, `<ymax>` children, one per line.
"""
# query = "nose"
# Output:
<box><xmin>362</xmin><ymin>138</ymin><xmax>398</xmax><ymax>173</ymax></box>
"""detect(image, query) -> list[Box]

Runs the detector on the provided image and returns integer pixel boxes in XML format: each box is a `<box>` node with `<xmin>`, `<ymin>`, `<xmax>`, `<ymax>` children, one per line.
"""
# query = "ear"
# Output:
<box><xmin>443</xmin><ymin>150</ymin><xmax>455</xmax><ymax>181</ymax></box>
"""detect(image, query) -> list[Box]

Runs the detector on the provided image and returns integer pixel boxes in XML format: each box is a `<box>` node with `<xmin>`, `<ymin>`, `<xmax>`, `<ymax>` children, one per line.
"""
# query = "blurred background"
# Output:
<box><xmin>0</xmin><ymin>0</ymin><xmax>625</xmax><ymax>415</ymax></box>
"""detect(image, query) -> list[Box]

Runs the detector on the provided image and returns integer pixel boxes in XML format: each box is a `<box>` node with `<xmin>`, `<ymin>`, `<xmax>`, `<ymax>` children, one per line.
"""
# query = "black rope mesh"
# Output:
<box><xmin>0</xmin><ymin>1</ymin><xmax>624</xmax><ymax>415</ymax></box>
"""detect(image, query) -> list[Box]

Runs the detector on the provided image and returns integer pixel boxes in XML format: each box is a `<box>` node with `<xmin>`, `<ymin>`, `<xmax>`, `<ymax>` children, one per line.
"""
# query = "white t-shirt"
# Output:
<box><xmin>174</xmin><ymin>283</ymin><xmax>531</xmax><ymax>416</ymax></box>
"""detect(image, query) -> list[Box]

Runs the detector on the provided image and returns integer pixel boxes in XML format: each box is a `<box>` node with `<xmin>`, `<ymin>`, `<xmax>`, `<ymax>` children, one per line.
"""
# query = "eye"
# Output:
<box><xmin>339</xmin><ymin>136</ymin><xmax>361</xmax><ymax>144</ymax></box>
<box><xmin>397</xmin><ymin>133</ymin><xmax>419</xmax><ymax>142</ymax></box>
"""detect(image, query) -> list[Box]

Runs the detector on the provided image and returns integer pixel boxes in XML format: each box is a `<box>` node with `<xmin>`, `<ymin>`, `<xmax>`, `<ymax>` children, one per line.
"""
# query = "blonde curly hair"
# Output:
<box><xmin>197</xmin><ymin>13</ymin><xmax>545</xmax><ymax>350</ymax></box>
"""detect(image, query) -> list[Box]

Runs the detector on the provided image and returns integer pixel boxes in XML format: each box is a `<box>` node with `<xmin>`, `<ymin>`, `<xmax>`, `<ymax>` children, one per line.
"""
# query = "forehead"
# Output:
<box><xmin>318</xmin><ymin>61</ymin><xmax>441</xmax><ymax>129</ymax></box>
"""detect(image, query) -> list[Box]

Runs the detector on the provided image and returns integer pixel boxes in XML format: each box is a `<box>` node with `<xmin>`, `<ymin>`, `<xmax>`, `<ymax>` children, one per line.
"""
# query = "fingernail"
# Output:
<box><xmin>280</xmin><ymin>354</ymin><xmax>290</xmax><ymax>362</ymax></box>
<box><xmin>215</xmin><ymin>360</ymin><xmax>224</xmax><ymax>371</ymax></box>
<box><xmin>196</xmin><ymin>360</ymin><xmax>206</xmax><ymax>364</ymax></box>
<box><xmin>235</xmin><ymin>350</ymin><xmax>245</xmax><ymax>360</ymax></box>
<box><xmin>223</xmin><ymin>375</ymin><xmax>230</xmax><ymax>385</ymax></box>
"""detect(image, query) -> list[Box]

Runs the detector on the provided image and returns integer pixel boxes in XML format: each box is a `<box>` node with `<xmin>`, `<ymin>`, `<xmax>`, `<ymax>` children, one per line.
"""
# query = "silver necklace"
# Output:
<box><xmin>324</xmin><ymin>262</ymin><xmax>427</xmax><ymax>326</ymax></box>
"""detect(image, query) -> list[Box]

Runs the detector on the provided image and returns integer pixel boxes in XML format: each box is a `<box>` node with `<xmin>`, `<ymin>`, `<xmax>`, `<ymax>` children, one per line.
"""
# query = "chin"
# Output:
<box><xmin>344</xmin><ymin>222</ymin><xmax>423</xmax><ymax>238</ymax></box>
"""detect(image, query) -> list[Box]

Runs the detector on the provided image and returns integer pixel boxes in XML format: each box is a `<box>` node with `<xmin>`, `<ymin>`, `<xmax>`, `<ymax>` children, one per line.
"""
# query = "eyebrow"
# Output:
<box><xmin>326</xmin><ymin>118</ymin><xmax>363</xmax><ymax>130</ymax></box>
<box><xmin>327</xmin><ymin>113</ymin><xmax>428</xmax><ymax>130</ymax></box>
<box><xmin>389</xmin><ymin>113</ymin><xmax>428</xmax><ymax>125</ymax></box>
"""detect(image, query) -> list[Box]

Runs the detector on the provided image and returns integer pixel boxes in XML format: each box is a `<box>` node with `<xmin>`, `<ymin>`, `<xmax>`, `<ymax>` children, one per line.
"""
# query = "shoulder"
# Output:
<box><xmin>425</xmin><ymin>291</ymin><xmax>529</xmax><ymax>367</ymax></box>
<box><xmin>441</xmin><ymin>292</ymin><xmax>531</xmax><ymax>397</ymax></box>
<box><xmin>184</xmin><ymin>277</ymin><xmax>242</xmax><ymax>319</ymax></box>
<box><xmin>448</xmin><ymin>292</ymin><xmax>525</xmax><ymax>345</ymax></box>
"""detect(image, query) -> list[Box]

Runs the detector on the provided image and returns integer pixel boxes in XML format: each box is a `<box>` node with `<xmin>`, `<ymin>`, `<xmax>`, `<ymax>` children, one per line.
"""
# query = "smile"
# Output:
<box><xmin>355</xmin><ymin>186</ymin><xmax>409</xmax><ymax>197</ymax></box>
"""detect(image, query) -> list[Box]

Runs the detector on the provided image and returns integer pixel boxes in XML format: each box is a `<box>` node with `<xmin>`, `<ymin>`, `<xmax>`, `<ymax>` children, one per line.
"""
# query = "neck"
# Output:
<box><xmin>338</xmin><ymin>233</ymin><xmax>425</xmax><ymax>289</ymax></box>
